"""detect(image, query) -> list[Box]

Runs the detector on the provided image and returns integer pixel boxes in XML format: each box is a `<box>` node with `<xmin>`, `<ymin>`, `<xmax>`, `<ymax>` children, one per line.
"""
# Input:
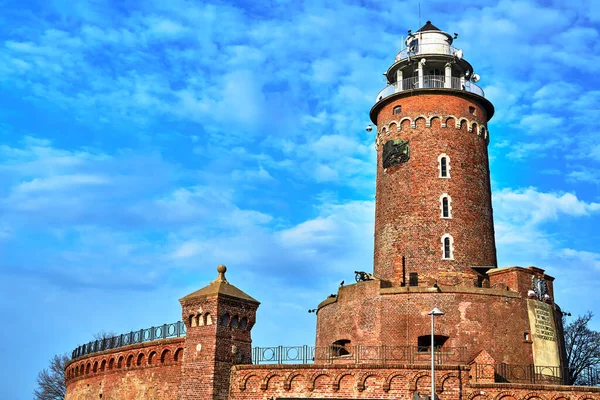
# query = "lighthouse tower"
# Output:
<box><xmin>315</xmin><ymin>22</ymin><xmax>564</xmax><ymax>371</ymax></box>
<box><xmin>370</xmin><ymin>21</ymin><xmax>496</xmax><ymax>288</ymax></box>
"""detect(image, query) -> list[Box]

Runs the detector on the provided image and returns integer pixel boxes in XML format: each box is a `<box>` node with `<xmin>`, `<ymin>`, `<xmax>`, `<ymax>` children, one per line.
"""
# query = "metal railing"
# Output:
<box><xmin>395</xmin><ymin>42</ymin><xmax>461</xmax><ymax>60</ymax></box>
<box><xmin>375</xmin><ymin>75</ymin><xmax>484</xmax><ymax>103</ymax></box>
<box><xmin>475</xmin><ymin>363</ymin><xmax>565</xmax><ymax>385</ymax></box>
<box><xmin>252</xmin><ymin>345</ymin><xmax>467</xmax><ymax>365</ymax></box>
<box><xmin>71</xmin><ymin>321</ymin><xmax>186</xmax><ymax>360</ymax></box>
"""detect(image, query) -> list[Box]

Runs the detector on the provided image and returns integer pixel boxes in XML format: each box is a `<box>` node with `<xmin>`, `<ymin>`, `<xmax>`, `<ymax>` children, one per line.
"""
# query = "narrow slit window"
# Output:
<box><xmin>441</xmin><ymin>157</ymin><xmax>447</xmax><ymax>177</ymax></box>
<box><xmin>442</xmin><ymin>234</ymin><xmax>454</xmax><ymax>260</ymax></box>
<box><xmin>442</xmin><ymin>197</ymin><xmax>449</xmax><ymax>218</ymax></box>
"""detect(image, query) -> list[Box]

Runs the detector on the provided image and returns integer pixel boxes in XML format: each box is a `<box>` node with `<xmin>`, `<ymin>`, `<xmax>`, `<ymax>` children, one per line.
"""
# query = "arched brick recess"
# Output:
<box><xmin>440</xmin><ymin>375</ymin><xmax>460</xmax><ymax>396</ymax></box>
<box><xmin>239</xmin><ymin>373</ymin><xmax>259</xmax><ymax>391</ymax></box>
<box><xmin>410</xmin><ymin>371</ymin><xmax>431</xmax><ymax>391</ymax></box>
<box><xmin>550</xmin><ymin>395</ymin><xmax>569</xmax><ymax>400</ymax></box>
<box><xmin>524</xmin><ymin>393</ymin><xmax>547</xmax><ymax>400</ymax></box>
<box><xmin>494</xmin><ymin>392</ymin><xmax>518</xmax><ymax>400</ymax></box>
<box><xmin>260</xmin><ymin>373</ymin><xmax>282</xmax><ymax>390</ymax></box>
<box><xmin>468</xmin><ymin>393</ymin><xmax>490</xmax><ymax>400</ymax></box>
<box><xmin>309</xmin><ymin>372</ymin><xmax>331</xmax><ymax>391</ymax></box>
<box><xmin>356</xmin><ymin>372</ymin><xmax>378</xmax><ymax>391</ymax></box>
<box><xmin>383</xmin><ymin>372</ymin><xmax>406</xmax><ymax>392</ymax></box>
<box><xmin>283</xmin><ymin>372</ymin><xmax>303</xmax><ymax>391</ymax></box>
<box><xmin>332</xmin><ymin>372</ymin><xmax>353</xmax><ymax>391</ymax></box>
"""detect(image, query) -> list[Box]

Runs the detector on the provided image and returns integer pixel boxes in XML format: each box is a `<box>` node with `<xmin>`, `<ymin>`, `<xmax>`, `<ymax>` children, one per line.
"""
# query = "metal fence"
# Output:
<box><xmin>252</xmin><ymin>345</ymin><xmax>467</xmax><ymax>365</ymax></box>
<box><xmin>475</xmin><ymin>363</ymin><xmax>565</xmax><ymax>385</ymax></box>
<box><xmin>375</xmin><ymin>75</ymin><xmax>485</xmax><ymax>103</ymax></box>
<box><xmin>71</xmin><ymin>321</ymin><xmax>186</xmax><ymax>360</ymax></box>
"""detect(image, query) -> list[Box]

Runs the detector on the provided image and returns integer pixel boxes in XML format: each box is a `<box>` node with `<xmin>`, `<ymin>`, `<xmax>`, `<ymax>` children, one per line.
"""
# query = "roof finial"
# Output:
<box><xmin>215</xmin><ymin>264</ymin><xmax>228</xmax><ymax>283</ymax></box>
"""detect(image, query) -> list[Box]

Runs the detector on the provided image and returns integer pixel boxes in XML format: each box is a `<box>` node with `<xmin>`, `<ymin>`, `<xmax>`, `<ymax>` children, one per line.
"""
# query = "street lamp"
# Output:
<box><xmin>428</xmin><ymin>307</ymin><xmax>444</xmax><ymax>400</ymax></box>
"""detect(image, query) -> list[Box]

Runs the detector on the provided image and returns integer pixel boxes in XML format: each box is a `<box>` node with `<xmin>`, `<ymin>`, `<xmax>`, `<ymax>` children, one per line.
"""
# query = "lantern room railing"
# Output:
<box><xmin>376</xmin><ymin>75</ymin><xmax>484</xmax><ymax>103</ymax></box>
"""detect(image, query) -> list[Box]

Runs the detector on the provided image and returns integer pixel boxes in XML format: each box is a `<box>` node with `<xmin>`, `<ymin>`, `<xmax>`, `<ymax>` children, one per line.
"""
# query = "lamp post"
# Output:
<box><xmin>428</xmin><ymin>307</ymin><xmax>444</xmax><ymax>400</ymax></box>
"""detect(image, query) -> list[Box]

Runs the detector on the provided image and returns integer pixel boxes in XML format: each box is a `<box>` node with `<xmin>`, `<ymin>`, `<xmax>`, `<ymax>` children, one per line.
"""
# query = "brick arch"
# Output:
<box><xmin>356</xmin><ymin>372</ymin><xmax>378</xmax><ymax>391</ymax></box>
<box><xmin>283</xmin><ymin>372</ymin><xmax>304</xmax><ymax>391</ymax></box>
<box><xmin>85</xmin><ymin>362</ymin><xmax>91</xmax><ymax>375</ymax></box>
<box><xmin>549</xmin><ymin>394</ymin><xmax>569</xmax><ymax>400</ymax></box>
<box><xmin>494</xmin><ymin>391</ymin><xmax>518</xmax><ymax>400</ymax></box>
<box><xmin>100</xmin><ymin>359</ymin><xmax>106</xmax><ymax>371</ymax></box>
<box><xmin>468</xmin><ymin>393</ymin><xmax>490</xmax><ymax>400</ymax></box>
<box><xmin>308</xmin><ymin>372</ymin><xmax>331</xmax><ymax>391</ymax></box>
<box><xmin>148</xmin><ymin>351</ymin><xmax>157</xmax><ymax>365</ymax></box>
<box><xmin>108</xmin><ymin>357</ymin><xmax>114</xmax><ymax>370</ymax></box>
<box><xmin>388</xmin><ymin>122</ymin><xmax>398</xmax><ymax>133</ymax></box>
<box><xmin>189</xmin><ymin>314</ymin><xmax>197</xmax><ymax>327</ymax></box>
<box><xmin>260</xmin><ymin>372</ymin><xmax>282</xmax><ymax>390</ymax></box>
<box><xmin>410</xmin><ymin>371</ymin><xmax>431</xmax><ymax>391</ymax></box>
<box><xmin>399</xmin><ymin>117</ymin><xmax>412</xmax><ymax>130</ymax></box>
<box><xmin>160</xmin><ymin>349</ymin><xmax>172</xmax><ymax>363</ymax></box>
<box><xmin>238</xmin><ymin>373</ymin><xmax>260</xmax><ymax>391</ymax></box>
<box><xmin>126</xmin><ymin>354</ymin><xmax>134</xmax><ymax>368</ymax></box>
<box><xmin>444</xmin><ymin>115</ymin><xmax>457</xmax><ymax>128</ymax></box>
<box><xmin>429</xmin><ymin>116</ymin><xmax>441</xmax><ymax>128</ymax></box>
<box><xmin>439</xmin><ymin>372</ymin><xmax>460</xmax><ymax>392</ymax></box>
<box><xmin>117</xmin><ymin>356</ymin><xmax>123</xmax><ymax>368</ymax></box>
<box><xmin>174</xmin><ymin>347</ymin><xmax>183</xmax><ymax>361</ymax></box>
<box><xmin>457</xmin><ymin>117</ymin><xmax>469</xmax><ymax>130</ymax></box>
<box><xmin>577</xmin><ymin>396</ymin><xmax>595</xmax><ymax>400</ymax></box>
<box><xmin>383</xmin><ymin>372</ymin><xmax>406</xmax><ymax>391</ymax></box>
<box><xmin>136</xmin><ymin>352</ymin><xmax>145</xmax><ymax>366</ymax></box>
<box><xmin>332</xmin><ymin>372</ymin><xmax>353</xmax><ymax>391</ymax></box>
<box><xmin>470</xmin><ymin>121</ymin><xmax>478</xmax><ymax>133</ymax></box>
<box><xmin>524</xmin><ymin>393</ymin><xmax>547</xmax><ymax>400</ymax></box>
<box><xmin>413</xmin><ymin>115</ymin><xmax>427</xmax><ymax>128</ymax></box>
<box><xmin>93</xmin><ymin>360</ymin><xmax>98</xmax><ymax>373</ymax></box>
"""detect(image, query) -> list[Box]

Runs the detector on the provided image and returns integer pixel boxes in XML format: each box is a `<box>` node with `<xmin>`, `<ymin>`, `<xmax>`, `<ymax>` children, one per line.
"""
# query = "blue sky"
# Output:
<box><xmin>0</xmin><ymin>0</ymin><xmax>599</xmax><ymax>398</ymax></box>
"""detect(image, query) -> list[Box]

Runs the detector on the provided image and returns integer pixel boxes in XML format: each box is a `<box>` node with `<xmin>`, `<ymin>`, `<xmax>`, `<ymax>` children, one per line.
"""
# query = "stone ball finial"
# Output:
<box><xmin>217</xmin><ymin>264</ymin><xmax>227</xmax><ymax>274</ymax></box>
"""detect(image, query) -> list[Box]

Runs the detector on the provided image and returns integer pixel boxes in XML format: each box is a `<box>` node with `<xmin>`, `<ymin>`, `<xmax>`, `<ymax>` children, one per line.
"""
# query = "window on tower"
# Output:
<box><xmin>442</xmin><ymin>234</ymin><xmax>454</xmax><ymax>260</ymax></box>
<box><xmin>393</xmin><ymin>105</ymin><xmax>402</xmax><ymax>114</ymax></box>
<box><xmin>438</xmin><ymin>154</ymin><xmax>450</xmax><ymax>178</ymax></box>
<box><xmin>440</xmin><ymin>194</ymin><xmax>452</xmax><ymax>218</ymax></box>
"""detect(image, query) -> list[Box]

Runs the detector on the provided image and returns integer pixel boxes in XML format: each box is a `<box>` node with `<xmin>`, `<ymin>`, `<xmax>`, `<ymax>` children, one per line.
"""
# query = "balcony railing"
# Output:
<box><xmin>71</xmin><ymin>321</ymin><xmax>186</xmax><ymax>360</ymax></box>
<box><xmin>376</xmin><ymin>75</ymin><xmax>484</xmax><ymax>103</ymax></box>
<box><xmin>396</xmin><ymin>42</ymin><xmax>461</xmax><ymax>60</ymax></box>
<box><xmin>251</xmin><ymin>345</ymin><xmax>467</xmax><ymax>365</ymax></box>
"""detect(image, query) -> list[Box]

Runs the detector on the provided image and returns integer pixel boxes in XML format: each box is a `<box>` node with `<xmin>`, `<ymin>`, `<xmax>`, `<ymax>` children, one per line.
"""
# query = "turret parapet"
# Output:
<box><xmin>375</xmin><ymin>114</ymin><xmax>489</xmax><ymax>148</ymax></box>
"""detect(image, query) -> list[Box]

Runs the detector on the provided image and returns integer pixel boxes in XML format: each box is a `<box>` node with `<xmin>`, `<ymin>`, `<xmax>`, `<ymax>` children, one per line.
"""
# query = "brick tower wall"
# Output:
<box><xmin>315</xmin><ymin>282</ymin><xmax>536</xmax><ymax>366</ymax></box>
<box><xmin>372</xmin><ymin>92</ymin><xmax>497</xmax><ymax>287</ymax></box>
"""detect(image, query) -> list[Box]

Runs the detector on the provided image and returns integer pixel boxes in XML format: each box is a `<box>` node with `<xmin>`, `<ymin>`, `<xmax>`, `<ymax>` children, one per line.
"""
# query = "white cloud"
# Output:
<box><xmin>494</xmin><ymin>187</ymin><xmax>600</xmax><ymax>224</ymax></box>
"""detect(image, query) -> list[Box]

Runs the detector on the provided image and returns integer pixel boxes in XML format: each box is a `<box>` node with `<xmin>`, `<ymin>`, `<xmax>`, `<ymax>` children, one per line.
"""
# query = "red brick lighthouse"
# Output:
<box><xmin>370</xmin><ymin>21</ymin><xmax>497</xmax><ymax>288</ymax></box>
<box><xmin>316</xmin><ymin>21</ymin><xmax>565</xmax><ymax>371</ymax></box>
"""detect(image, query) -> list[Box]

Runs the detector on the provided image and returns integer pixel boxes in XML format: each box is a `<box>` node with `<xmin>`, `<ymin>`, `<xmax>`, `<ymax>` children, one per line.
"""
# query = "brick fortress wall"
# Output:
<box><xmin>229</xmin><ymin>363</ymin><xmax>600</xmax><ymax>400</ymax></box>
<box><xmin>373</xmin><ymin>91</ymin><xmax>497</xmax><ymax>287</ymax></box>
<box><xmin>64</xmin><ymin>337</ymin><xmax>184</xmax><ymax>400</ymax></box>
<box><xmin>315</xmin><ymin>267</ymin><xmax>560</xmax><ymax>366</ymax></box>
